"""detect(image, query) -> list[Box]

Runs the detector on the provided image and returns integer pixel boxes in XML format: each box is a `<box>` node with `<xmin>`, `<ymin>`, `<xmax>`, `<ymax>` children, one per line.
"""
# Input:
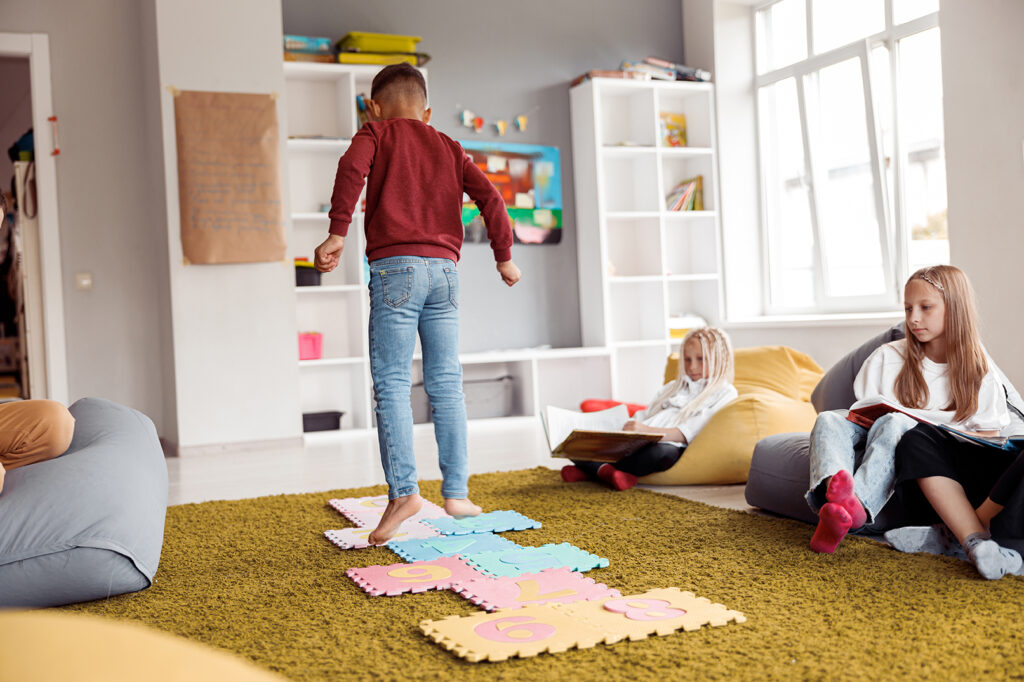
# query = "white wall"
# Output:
<box><xmin>940</xmin><ymin>0</ymin><xmax>1024</xmax><ymax>387</ymax></box>
<box><xmin>152</xmin><ymin>0</ymin><xmax>301</xmax><ymax>449</ymax></box>
<box><xmin>0</xmin><ymin>0</ymin><xmax>168</xmax><ymax>432</ymax></box>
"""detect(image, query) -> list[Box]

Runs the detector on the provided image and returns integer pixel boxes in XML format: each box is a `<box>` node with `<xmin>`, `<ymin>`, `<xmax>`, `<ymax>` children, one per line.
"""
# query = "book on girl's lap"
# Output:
<box><xmin>541</xmin><ymin>404</ymin><xmax>662</xmax><ymax>462</ymax></box>
<box><xmin>847</xmin><ymin>397</ymin><xmax>1024</xmax><ymax>451</ymax></box>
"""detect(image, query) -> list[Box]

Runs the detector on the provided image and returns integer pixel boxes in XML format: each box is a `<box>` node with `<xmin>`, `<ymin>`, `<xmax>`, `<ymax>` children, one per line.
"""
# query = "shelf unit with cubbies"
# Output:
<box><xmin>282</xmin><ymin>61</ymin><xmax>613</xmax><ymax>446</ymax></box>
<box><xmin>570</xmin><ymin>77</ymin><xmax>724</xmax><ymax>405</ymax></box>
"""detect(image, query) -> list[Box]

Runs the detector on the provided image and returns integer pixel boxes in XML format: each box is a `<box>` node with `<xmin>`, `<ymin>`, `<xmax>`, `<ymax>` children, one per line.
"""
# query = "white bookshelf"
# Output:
<box><xmin>570</xmin><ymin>78</ymin><xmax>724</xmax><ymax>404</ymax></box>
<box><xmin>282</xmin><ymin>61</ymin><xmax>612</xmax><ymax>444</ymax></box>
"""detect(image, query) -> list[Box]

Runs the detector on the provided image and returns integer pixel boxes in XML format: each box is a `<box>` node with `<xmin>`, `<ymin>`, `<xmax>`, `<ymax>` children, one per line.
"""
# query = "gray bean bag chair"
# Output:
<box><xmin>745</xmin><ymin>324</ymin><xmax>1024</xmax><ymax>535</ymax></box>
<box><xmin>0</xmin><ymin>398</ymin><xmax>167</xmax><ymax>607</ymax></box>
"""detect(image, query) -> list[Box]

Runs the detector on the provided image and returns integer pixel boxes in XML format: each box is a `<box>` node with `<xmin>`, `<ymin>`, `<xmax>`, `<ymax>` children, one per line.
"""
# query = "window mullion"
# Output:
<box><xmin>889</xmin><ymin>34</ymin><xmax>908</xmax><ymax>287</ymax></box>
<box><xmin>805</xmin><ymin>0</ymin><xmax>814</xmax><ymax>56</ymax></box>
<box><xmin>858</xmin><ymin>41</ymin><xmax>896</xmax><ymax>303</ymax></box>
<box><xmin>795</xmin><ymin>74</ymin><xmax>827</xmax><ymax>310</ymax></box>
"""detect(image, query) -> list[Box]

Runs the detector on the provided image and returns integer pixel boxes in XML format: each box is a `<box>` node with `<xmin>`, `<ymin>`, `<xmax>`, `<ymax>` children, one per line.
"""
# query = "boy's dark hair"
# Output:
<box><xmin>370</xmin><ymin>63</ymin><xmax>427</xmax><ymax>103</ymax></box>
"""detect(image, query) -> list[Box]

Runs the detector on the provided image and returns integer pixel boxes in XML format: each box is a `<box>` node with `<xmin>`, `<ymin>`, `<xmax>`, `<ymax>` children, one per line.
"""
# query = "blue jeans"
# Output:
<box><xmin>806</xmin><ymin>410</ymin><xmax>917</xmax><ymax>528</ymax></box>
<box><xmin>368</xmin><ymin>256</ymin><xmax>468</xmax><ymax>500</ymax></box>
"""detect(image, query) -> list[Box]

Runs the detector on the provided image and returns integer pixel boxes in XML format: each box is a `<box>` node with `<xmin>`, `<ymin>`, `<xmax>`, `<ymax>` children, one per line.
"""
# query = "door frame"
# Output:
<box><xmin>0</xmin><ymin>32</ymin><xmax>68</xmax><ymax>403</ymax></box>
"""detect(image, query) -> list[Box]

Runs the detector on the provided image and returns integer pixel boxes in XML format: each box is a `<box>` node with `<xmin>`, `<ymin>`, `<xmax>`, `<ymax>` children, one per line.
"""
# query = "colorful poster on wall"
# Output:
<box><xmin>174</xmin><ymin>90</ymin><xmax>285</xmax><ymax>264</ymax></box>
<box><xmin>459</xmin><ymin>141</ymin><xmax>562</xmax><ymax>245</ymax></box>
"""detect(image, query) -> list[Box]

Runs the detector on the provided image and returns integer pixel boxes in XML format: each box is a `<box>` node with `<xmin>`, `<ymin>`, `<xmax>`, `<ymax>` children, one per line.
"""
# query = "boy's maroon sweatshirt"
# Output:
<box><xmin>327</xmin><ymin>118</ymin><xmax>513</xmax><ymax>263</ymax></box>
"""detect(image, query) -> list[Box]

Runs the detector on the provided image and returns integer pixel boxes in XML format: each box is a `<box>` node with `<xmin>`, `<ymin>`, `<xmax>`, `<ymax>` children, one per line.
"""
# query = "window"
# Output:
<box><xmin>754</xmin><ymin>0</ymin><xmax>945</xmax><ymax>313</ymax></box>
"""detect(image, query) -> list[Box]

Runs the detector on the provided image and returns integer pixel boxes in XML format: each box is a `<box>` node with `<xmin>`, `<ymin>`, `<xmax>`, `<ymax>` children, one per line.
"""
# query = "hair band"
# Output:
<box><xmin>919</xmin><ymin>273</ymin><xmax>944</xmax><ymax>292</ymax></box>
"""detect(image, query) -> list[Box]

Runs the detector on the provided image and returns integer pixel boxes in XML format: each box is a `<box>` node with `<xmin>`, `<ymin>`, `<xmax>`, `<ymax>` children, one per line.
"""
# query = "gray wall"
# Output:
<box><xmin>283</xmin><ymin>0</ymin><xmax>686</xmax><ymax>352</ymax></box>
<box><xmin>0</xmin><ymin>0</ymin><xmax>168</xmax><ymax>432</ymax></box>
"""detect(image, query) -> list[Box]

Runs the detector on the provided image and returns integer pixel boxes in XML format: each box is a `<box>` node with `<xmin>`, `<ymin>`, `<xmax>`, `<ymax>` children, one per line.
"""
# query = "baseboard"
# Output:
<box><xmin>161</xmin><ymin>436</ymin><xmax>304</xmax><ymax>458</ymax></box>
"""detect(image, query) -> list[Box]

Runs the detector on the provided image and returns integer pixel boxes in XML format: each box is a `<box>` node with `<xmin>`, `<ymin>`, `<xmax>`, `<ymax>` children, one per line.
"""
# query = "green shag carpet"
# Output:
<box><xmin>64</xmin><ymin>468</ymin><xmax>1023</xmax><ymax>680</ymax></box>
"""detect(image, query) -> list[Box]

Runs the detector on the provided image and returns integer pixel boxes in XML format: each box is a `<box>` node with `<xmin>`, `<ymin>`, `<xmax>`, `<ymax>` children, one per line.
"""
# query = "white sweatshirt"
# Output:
<box><xmin>851</xmin><ymin>339</ymin><xmax>1009</xmax><ymax>431</ymax></box>
<box><xmin>633</xmin><ymin>376</ymin><xmax>738</xmax><ymax>445</ymax></box>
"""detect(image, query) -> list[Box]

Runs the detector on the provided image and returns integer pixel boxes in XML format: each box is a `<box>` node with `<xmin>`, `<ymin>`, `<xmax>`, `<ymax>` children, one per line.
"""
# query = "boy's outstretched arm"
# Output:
<box><xmin>497</xmin><ymin>260</ymin><xmax>521</xmax><ymax>287</ymax></box>
<box><xmin>314</xmin><ymin>234</ymin><xmax>345</xmax><ymax>273</ymax></box>
<box><xmin>461</xmin><ymin>153</ymin><xmax>517</xmax><ymax>284</ymax></box>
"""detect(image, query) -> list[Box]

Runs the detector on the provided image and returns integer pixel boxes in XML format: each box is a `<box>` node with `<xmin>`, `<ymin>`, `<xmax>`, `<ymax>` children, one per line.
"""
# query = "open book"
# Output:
<box><xmin>541</xmin><ymin>404</ymin><xmax>662</xmax><ymax>462</ymax></box>
<box><xmin>847</xmin><ymin>397</ymin><xmax>1024</xmax><ymax>452</ymax></box>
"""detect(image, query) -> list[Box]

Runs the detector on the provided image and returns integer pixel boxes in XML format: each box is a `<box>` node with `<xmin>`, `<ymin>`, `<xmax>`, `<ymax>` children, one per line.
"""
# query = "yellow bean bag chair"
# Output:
<box><xmin>638</xmin><ymin>345</ymin><xmax>823</xmax><ymax>485</ymax></box>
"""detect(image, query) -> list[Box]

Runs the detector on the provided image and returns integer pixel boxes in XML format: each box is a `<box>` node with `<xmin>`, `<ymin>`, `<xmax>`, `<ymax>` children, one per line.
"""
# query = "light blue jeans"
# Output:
<box><xmin>806</xmin><ymin>410</ymin><xmax>917</xmax><ymax>528</ymax></box>
<box><xmin>368</xmin><ymin>256</ymin><xmax>468</xmax><ymax>500</ymax></box>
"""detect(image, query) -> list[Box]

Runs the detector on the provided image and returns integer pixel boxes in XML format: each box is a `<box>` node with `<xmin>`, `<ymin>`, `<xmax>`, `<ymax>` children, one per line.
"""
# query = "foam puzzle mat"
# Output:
<box><xmin>324</xmin><ymin>523</ymin><xmax>440</xmax><ymax>550</ymax></box>
<box><xmin>420</xmin><ymin>588</ymin><xmax>747</xmax><ymax>662</ymax></box>
<box><xmin>452</xmin><ymin>567</ymin><xmax>621</xmax><ymax>611</ymax></box>
<box><xmin>347</xmin><ymin>556</ymin><xmax>483</xmax><ymax>596</ymax></box>
<box><xmin>324</xmin><ymin>494</ymin><xmax>747</xmax><ymax>663</ymax></box>
<box><xmin>389</xmin><ymin>532</ymin><xmax>520</xmax><ymax>563</ymax></box>
<box><xmin>422</xmin><ymin>510</ymin><xmax>541</xmax><ymax>535</ymax></box>
<box><xmin>462</xmin><ymin>543</ymin><xmax>609</xmax><ymax>578</ymax></box>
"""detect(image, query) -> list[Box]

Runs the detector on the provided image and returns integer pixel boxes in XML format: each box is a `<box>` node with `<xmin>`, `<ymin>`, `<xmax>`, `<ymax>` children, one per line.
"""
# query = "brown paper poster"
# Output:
<box><xmin>174</xmin><ymin>90</ymin><xmax>285</xmax><ymax>264</ymax></box>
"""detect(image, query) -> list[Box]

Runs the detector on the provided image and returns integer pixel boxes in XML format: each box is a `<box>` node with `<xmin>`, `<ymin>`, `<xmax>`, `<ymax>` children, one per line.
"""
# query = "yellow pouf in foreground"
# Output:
<box><xmin>0</xmin><ymin>610</ymin><xmax>283</xmax><ymax>682</ymax></box>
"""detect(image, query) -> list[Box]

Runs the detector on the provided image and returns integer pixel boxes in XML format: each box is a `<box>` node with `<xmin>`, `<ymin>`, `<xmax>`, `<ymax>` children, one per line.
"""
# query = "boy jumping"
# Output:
<box><xmin>314</xmin><ymin>63</ymin><xmax>521</xmax><ymax>545</ymax></box>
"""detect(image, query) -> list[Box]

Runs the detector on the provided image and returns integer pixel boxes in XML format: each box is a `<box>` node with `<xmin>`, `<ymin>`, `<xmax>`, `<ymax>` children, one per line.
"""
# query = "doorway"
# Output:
<box><xmin>0</xmin><ymin>57</ymin><xmax>34</xmax><ymax>397</ymax></box>
<box><xmin>0</xmin><ymin>33</ymin><xmax>67</xmax><ymax>403</ymax></box>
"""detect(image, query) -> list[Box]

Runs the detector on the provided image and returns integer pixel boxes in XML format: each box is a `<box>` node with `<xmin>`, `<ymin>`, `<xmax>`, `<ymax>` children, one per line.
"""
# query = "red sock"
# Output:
<box><xmin>810</xmin><ymin>502</ymin><xmax>853</xmax><ymax>554</ymax></box>
<box><xmin>561</xmin><ymin>465</ymin><xmax>589</xmax><ymax>483</ymax></box>
<box><xmin>597</xmin><ymin>464</ymin><xmax>637</xmax><ymax>491</ymax></box>
<box><xmin>825</xmin><ymin>469</ymin><xmax>867</xmax><ymax>529</ymax></box>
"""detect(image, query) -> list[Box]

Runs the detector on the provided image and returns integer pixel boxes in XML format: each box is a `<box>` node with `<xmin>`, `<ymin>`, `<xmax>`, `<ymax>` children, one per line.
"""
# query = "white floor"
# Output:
<box><xmin>166</xmin><ymin>421</ymin><xmax>752</xmax><ymax>513</ymax></box>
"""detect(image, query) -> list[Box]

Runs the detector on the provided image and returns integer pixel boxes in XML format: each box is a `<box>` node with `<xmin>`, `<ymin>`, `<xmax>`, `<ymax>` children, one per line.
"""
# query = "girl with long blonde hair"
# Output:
<box><xmin>562</xmin><ymin>327</ymin><xmax>738</xmax><ymax>491</ymax></box>
<box><xmin>807</xmin><ymin>266</ymin><xmax>1020</xmax><ymax>579</ymax></box>
<box><xmin>888</xmin><ymin>266</ymin><xmax>1022</xmax><ymax>579</ymax></box>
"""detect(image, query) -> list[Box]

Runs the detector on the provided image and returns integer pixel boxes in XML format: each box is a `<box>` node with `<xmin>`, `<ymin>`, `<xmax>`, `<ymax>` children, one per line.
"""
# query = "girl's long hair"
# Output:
<box><xmin>644</xmin><ymin>327</ymin><xmax>734</xmax><ymax>426</ymax></box>
<box><xmin>895</xmin><ymin>265</ymin><xmax>988</xmax><ymax>422</ymax></box>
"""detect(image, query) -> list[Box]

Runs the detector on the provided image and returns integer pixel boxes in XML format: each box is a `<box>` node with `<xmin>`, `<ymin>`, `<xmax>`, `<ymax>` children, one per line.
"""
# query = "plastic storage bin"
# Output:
<box><xmin>295</xmin><ymin>260</ymin><xmax>321</xmax><ymax>286</ymax></box>
<box><xmin>337</xmin><ymin>32</ymin><xmax>421</xmax><ymax>54</ymax></box>
<box><xmin>298</xmin><ymin>332</ymin><xmax>323</xmax><ymax>360</ymax></box>
<box><xmin>302</xmin><ymin>410</ymin><xmax>344</xmax><ymax>432</ymax></box>
<box><xmin>410</xmin><ymin>375</ymin><xmax>514</xmax><ymax>422</ymax></box>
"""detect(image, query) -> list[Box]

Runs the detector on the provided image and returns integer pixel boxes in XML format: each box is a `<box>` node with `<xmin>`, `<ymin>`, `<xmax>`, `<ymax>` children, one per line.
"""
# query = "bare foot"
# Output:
<box><xmin>367</xmin><ymin>494</ymin><xmax>423</xmax><ymax>545</ymax></box>
<box><xmin>444</xmin><ymin>497</ymin><xmax>482</xmax><ymax>519</ymax></box>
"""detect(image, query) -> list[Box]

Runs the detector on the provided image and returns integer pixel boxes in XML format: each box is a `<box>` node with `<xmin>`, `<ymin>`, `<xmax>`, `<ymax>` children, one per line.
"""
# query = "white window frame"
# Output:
<box><xmin>754</xmin><ymin>0</ymin><xmax>941</xmax><ymax>315</ymax></box>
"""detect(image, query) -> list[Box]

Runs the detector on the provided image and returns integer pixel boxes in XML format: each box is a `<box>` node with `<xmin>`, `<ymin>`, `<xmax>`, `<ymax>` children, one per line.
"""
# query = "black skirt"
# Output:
<box><xmin>893</xmin><ymin>422</ymin><xmax>1017</xmax><ymax>526</ymax></box>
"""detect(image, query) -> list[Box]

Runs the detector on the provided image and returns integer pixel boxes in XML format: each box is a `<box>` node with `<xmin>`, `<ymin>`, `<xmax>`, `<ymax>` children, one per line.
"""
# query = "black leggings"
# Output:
<box><xmin>571</xmin><ymin>442</ymin><xmax>684</xmax><ymax>480</ymax></box>
<box><xmin>990</xmin><ymin>449</ymin><xmax>1024</xmax><ymax>506</ymax></box>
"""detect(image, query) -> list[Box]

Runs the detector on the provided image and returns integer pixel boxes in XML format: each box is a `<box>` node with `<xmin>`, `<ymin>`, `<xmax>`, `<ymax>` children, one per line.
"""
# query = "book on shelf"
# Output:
<box><xmin>541</xmin><ymin>404</ymin><xmax>662</xmax><ymax>462</ymax></box>
<box><xmin>283</xmin><ymin>35</ymin><xmax>333</xmax><ymax>54</ymax></box>
<box><xmin>570</xmin><ymin>69</ymin><xmax>652</xmax><ymax>87</ymax></box>
<box><xmin>644</xmin><ymin>56</ymin><xmax>712</xmax><ymax>82</ymax></box>
<box><xmin>620</xmin><ymin>60</ymin><xmax>675</xmax><ymax>81</ymax></box>
<box><xmin>847</xmin><ymin>397</ymin><xmax>1024</xmax><ymax>452</ymax></box>
<box><xmin>337</xmin><ymin>52</ymin><xmax>420</xmax><ymax>66</ymax></box>
<box><xmin>659</xmin><ymin>111</ymin><xmax>687</xmax><ymax>147</ymax></box>
<box><xmin>665</xmin><ymin>175</ymin><xmax>704</xmax><ymax>211</ymax></box>
<box><xmin>284</xmin><ymin>51</ymin><xmax>335</xmax><ymax>63</ymax></box>
<box><xmin>356</xmin><ymin>93</ymin><xmax>369</xmax><ymax>127</ymax></box>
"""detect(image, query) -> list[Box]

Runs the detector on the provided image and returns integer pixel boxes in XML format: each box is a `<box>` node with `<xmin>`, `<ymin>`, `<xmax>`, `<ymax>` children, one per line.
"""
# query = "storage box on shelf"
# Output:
<box><xmin>571</xmin><ymin>77</ymin><xmax>723</xmax><ymax>404</ymax></box>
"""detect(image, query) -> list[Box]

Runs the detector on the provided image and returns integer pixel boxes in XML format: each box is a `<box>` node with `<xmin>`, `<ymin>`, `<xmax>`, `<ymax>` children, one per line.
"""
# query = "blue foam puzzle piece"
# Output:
<box><xmin>388</xmin><ymin>532</ymin><xmax>520</xmax><ymax>563</ymax></box>
<box><xmin>423</xmin><ymin>510</ymin><xmax>541</xmax><ymax>536</ymax></box>
<box><xmin>462</xmin><ymin>543</ymin><xmax>609</xmax><ymax>578</ymax></box>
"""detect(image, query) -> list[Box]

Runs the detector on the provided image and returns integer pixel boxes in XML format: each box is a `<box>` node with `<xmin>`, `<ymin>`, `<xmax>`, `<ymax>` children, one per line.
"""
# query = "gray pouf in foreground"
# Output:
<box><xmin>0</xmin><ymin>398</ymin><xmax>167</xmax><ymax>608</ymax></box>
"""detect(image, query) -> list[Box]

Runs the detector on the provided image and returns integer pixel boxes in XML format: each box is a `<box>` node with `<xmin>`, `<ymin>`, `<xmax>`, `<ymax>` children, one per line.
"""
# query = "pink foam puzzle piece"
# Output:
<box><xmin>324</xmin><ymin>523</ymin><xmax>440</xmax><ymax>550</ymax></box>
<box><xmin>329</xmin><ymin>496</ymin><xmax>447</xmax><ymax>519</ymax></box>
<box><xmin>341</xmin><ymin>504</ymin><xmax>449</xmax><ymax>528</ymax></box>
<box><xmin>451</xmin><ymin>567</ymin><xmax>621</xmax><ymax>611</ymax></box>
<box><xmin>346</xmin><ymin>556</ymin><xmax>484</xmax><ymax>596</ymax></box>
<box><xmin>327</xmin><ymin>495</ymin><xmax>390</xmax><ymax>513</ymax></box>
